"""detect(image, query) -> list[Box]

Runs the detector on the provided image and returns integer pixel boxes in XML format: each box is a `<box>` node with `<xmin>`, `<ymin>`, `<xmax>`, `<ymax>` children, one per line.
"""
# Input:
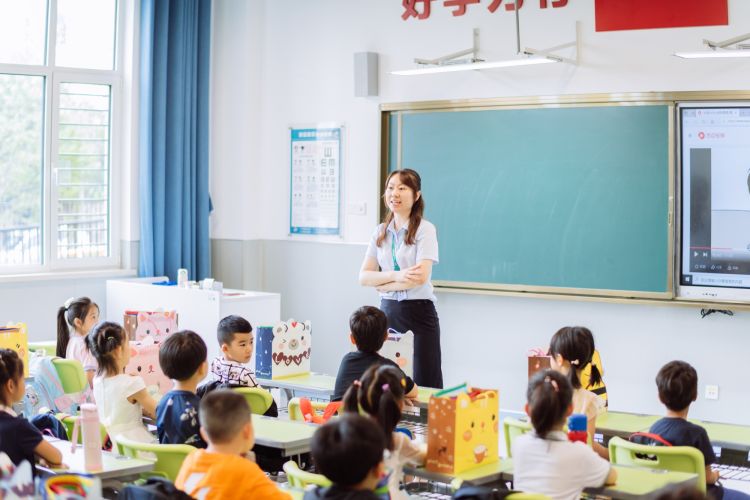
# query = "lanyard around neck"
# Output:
<box><xmin>391</xmin><ymin>233</ymin><xmax>401</xmax><ymax>271</ymax></box>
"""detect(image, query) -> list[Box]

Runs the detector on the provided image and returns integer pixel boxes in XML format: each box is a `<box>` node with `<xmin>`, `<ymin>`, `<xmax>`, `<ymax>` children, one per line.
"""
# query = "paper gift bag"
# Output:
<box><xmin>125</xmin><ymin>338</ymin><xmax>172</xmax><ymax>395</ymax></box>
<box><xmin>256</xmin><ymin>319</ymin><xmax>311</xmax><ymax>379</ymax></box>
<box><xmin>379</xmin><ymin>328</ymin><xmax>414</xmax><ymax>378</ymax></box>
<box><xmin>528</xmin><ymin>348</ymin><xmax>551</xmax><ymax>379</ymax></box>
<box><xmin>123</xmin><ymin>311</ymin><xmax>178</xmax><ymax>342</ymax></box>
<box><xmin>0</xmin><ymin>323</ymin><xmax>29</xmax><ymax>377</ymax></box>
<box><xmin>426</xmin><ymin>384</ymin><xmax>499</xmax><ymax>475</ymax></box>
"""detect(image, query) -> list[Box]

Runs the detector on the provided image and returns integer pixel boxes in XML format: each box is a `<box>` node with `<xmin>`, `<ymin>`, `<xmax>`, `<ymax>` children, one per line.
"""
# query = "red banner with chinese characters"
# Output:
<box><xmin>401</xmin><ymin>0</ymin><xmax>568</xmax><ymax>21</ymax></box>
<box><xmin>595</xmin><ymin>0</ymin><xmax>728</xmax><ymax>32</ymax></box>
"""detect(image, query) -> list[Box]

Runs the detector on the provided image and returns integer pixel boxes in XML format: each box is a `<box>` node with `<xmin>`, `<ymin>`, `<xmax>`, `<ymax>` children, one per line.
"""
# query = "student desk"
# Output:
<box><xmin>257</xmin><ymin>373</ymin><xmax>336</xmax><ymax>402</ymax></box>
<box><xmin>693</xmin><ymin>420</ymin><xmax>750</xmax><ymax>452</ymax></box>
<box><xmin>252</xmin><ymin>415</ymin><xmax>317</xmax><ymax>457</ymax></box>
<box><xmin>595</xmin><ymin>411</ymin><xmax>661</xmax><ymax>439</ymax></box>
<box><xmin>404</xmin><ymin>460</ymin><xmax>699</xmax><ymax>499</ymax></box>
<box><xmin>38</xmin><ymin>437</ymin><xmax>155</xmax><ymax>481</ymax></box>
<box><xmin>416</xmin><ymin>387</ymin><xmax>440</xmax><ymax>408</ymax></box>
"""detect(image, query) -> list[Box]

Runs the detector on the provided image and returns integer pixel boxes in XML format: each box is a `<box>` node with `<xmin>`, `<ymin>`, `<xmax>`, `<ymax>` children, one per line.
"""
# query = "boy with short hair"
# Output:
<box><xmin>304</xmin><ymin>414</ymin><xmax>387</xmax><ymax>500</ymax></box>
<box><xmin>156</xmin><ymin>330</ymin><xmax>208</xmax><ymax>447</ymax></box>
<box><xmin>210</xmin><ymin>315</ymin><xmax>258</xmax><ymax>387</ymax></box>
<box><xmin>332</xmin><ymin>306</ymin><xmax>418</xmax><ymax>401</ymax></box>
<box><xmin>175</xmin><ymin>390</ymin><xmax>290</xmax><ymax>500</ymax></box>
<box><xmin>649</xmin><ymin>361</ymin><xmax>749</xmax><ymax>500</ymax></box>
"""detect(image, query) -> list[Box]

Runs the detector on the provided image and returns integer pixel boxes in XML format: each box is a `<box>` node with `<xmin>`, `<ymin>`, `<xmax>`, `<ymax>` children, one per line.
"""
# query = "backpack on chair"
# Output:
<box><xmin>628</xmin><ymin>431</ymin><xmax>672</xmax><ymax>460</ymax></box>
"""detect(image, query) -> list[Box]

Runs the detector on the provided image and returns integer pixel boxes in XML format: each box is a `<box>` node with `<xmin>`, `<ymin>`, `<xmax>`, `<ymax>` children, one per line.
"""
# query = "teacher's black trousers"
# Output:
<box><xmin>380</xmin><ymin>298</ymin><xmax>443</xmax><ymax>389</ymax></box>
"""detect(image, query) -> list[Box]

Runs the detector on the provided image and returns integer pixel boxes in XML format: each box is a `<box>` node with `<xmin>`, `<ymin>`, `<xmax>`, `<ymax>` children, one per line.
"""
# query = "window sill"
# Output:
<box><xmin>0</xmin><ymin>268</ymin><xmax>137</xmax><ymax>284</ymax></box>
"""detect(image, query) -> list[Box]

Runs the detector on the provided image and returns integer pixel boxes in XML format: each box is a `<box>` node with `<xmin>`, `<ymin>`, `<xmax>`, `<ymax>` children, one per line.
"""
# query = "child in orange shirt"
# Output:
<box><xmin>175</xmin><ymin>390</ymin><xmax>290</xmax><ymax>500</ymax></box>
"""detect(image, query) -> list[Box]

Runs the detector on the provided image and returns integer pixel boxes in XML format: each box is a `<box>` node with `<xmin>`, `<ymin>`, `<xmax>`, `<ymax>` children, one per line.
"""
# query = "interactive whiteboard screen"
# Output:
<box><xmin>679</xmin><ymin>103</ymin><xmax>750</xmax><ymax>301</ymax></box>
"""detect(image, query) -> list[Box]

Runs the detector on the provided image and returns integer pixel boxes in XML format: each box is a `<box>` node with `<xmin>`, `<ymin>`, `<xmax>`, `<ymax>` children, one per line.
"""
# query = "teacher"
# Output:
<box><xmin>359</xmin><ymin>168</ymin><xmax>443</xmax><ymax>388</ymax></box>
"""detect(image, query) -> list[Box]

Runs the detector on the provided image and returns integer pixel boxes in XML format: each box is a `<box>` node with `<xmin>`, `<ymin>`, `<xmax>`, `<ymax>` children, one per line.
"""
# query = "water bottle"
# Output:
<box><xmin>71</xmin><ymin>403</ymin><xmax>103</xmax><ymax>472</ymax></box>
<box><xmin>568</xmin><ymin>413</ymin><xmax>588</xmax><ymax>444</ymax></box>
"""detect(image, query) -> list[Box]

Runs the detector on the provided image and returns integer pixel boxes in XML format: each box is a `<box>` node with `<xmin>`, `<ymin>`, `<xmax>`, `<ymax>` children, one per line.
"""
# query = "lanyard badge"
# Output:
<box><xmin>391</xmin><ymin>235</ymin><xmax>401</xmax><ymax>271</ymax></box>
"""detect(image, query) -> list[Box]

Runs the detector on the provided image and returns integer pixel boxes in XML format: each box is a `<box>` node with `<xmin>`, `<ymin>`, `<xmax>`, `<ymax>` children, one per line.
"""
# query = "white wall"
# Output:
<box><xmin>209</xmin><ymin>0</ymin><xmax>750</xmax><ymax>423</ymax></box>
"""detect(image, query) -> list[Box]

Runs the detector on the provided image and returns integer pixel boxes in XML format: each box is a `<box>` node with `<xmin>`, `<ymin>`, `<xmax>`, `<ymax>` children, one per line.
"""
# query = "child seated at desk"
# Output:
<box><xmin>343</xmin><ymin>364</ymin><xmax>425</xmax><ymax>500</ymax></box>
<box><xmin>305</xmin><ymin>414</ymin><xmax>387</xmax><ymax>500</ymax></box>
<box><xmin>156</xmin><ymin>330</ymin><xmax>208</xmax><ymax>448</ymax></box>
<box><xmin>175</xmin><ymin>390</ymin><xmax>290</xmax><ymax>500</ymax></box>
<box><xmin>513</xmin><ymin>369</ymin><xmax>616</xmax><ymax>500</ymax></box>
<box><xmin>0</xmin><ymin>349</ymin><xmax>63</xmax><ymax>475</ymax></box>
<box><xmin>649</xmin><ymin>361</ymin><xmax>750</xmax><ymax>500</ymax></box>
<box><xmin>333</xmin><ymin>306</ymin><xmax>417</xmax><ymax>402</ymax></box>
<box><xmin>198</xmin><ymin>315</ymin><xmax>278</xmax><ymax>417</ymax></box>
<box><xmin>549</xmin><ymin>326</ymin><xmax>609</xmax><ymax>459</ymax></box>
<box><xmin>88</xmin><ymin>321</ymin><xmax>157</xmax><ymax>447</ymax></box>
<box><xmin>56</xmin><ymin>296</ymin><xmax>99</xmax><ymax>387</ymax></box>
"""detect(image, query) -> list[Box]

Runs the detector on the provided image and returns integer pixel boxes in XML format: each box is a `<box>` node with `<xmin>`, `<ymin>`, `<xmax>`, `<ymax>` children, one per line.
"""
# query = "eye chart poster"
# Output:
<box><xmin>290</xmin><ymin>127</ymin><xmax>342</xmax><ymax>235</ymax></box>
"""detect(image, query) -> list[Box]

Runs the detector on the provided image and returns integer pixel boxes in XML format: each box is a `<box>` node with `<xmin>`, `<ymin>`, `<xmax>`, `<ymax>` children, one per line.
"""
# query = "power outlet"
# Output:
<box><xmin>705</xmin><ymin>385</ymin><xmax>719</xmax><ymax>400</ymax></box>
<box><xmin>347</xmin><ymin>202</ymin><xmax>367</xmax><ymax>215</ymax></box>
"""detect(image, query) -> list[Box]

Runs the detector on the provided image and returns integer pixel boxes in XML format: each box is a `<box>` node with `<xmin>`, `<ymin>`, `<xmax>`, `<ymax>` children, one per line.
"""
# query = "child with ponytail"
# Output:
<box><xmin>0</xmin><ymin>349</ymin><xmax>63</xmax><ymax>474</ymax></box>
<box><xmin>513</xmin><ymin>369</ymin><xmax>616</xmax><ymax>500</ymax></box>
<box><xmin>342</xmin><ymin>364</ymin><xmax>425</xmax><ymax>500</ymax></box>
<box><xmin>549</xmin><ymin>326</ymin><xmax>609</xmax><ymax>459</ymax></box>
<box><xmin>87</xmin><ymin>322</ymin><xmax>157</xmax><ymax>446</ymax></box>
<box><xmin>56</xmin><ymin>296</ymin><xmax>99</xmax><ymax>385</ymax></box>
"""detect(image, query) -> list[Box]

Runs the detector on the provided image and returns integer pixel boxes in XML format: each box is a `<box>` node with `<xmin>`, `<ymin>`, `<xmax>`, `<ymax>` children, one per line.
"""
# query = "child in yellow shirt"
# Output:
<box><xmin>175</xmin><ymin>390</ymin><xmax>290</xmax><ymax>500</ymax></box>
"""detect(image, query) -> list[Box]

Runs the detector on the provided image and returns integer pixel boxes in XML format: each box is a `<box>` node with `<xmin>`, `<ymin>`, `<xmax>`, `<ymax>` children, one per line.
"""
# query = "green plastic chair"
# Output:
<box><xmin>28</xmin><ymin>340</ymin><xmax>58</xmax><ymax>356</ymax></box>
<box><xmin>608</xmin><ymin>436</ymin><xmax>706</xmax><ymax>493</ymax></box>
<box><xmin>283</xmin><ymin>460</ymin><xmax>332</xmax><ymax>488</ymax></box>
<box><xmin>232</xmin><ymin>387</ymin><xmax>274</xmax><ymax>414</ymax></box>
<box><xmin>503</xmin><ymin>417</ymin><xmax>532</xmax><ymax>458</ymax></box>
<box><xmin>116</xmin><ymin>436</ymin><xmax>196</xmax><ymax>482</ymax></box>
<box><xmin>51</xmin><ymin>358</ymin><xmax>88</xmax><ymax>394</ymax></box>
<box><xmin>507</xmin><ymin>494</ymin><xmax>553</xmax><ymax>499</ymax></box>
<box><xmin>55</xmin><ymin>413</ymin><xmax>108</xmax><ymax>445</ymax></box>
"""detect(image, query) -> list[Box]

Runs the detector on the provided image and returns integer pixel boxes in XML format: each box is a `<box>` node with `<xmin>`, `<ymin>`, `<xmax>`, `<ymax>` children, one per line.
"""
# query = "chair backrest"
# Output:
<box><xmin>55</xmin><ymin>414</ymin><xmax>108</xmax><ymax>445</ymax></box>
<box><xmin>116</xmin><ymin>436</ymin><xmax>196</xmax><ymax>482</ymax></box>
<box><xmin>283</xmin><ymin>460</ymin><xmax>332</xmax><ymax>489</ymax></box>
<box><xmin>503</xmin><ymin>417</ymin><xmax>532</xmax><ymax>458</ymax></box>
<box><xmin>287</xmin><ymin>397</ymin><xmax>340</xmax><ymax>423</ymax></box>
<box><xmin>608</xmin><ymin>436</ymin><xmax>706</xmax><ymax>492</ymax></box>
<box><xmin>51</xmin><ymin>358</ymin><xmax>88</xmax><ymax>394</ymax></box>
<box><xmin>507</xmin><ymin>493</ymin><xmax>553</xmax><ymax>500</ymax></box>
<box><xmin>232</xmin><ymin>387</ymin><xmax>274</xmax><ymax>415</ymax></box>
<box><xmin>28</xmin><ymin>340</ymin><xmax>58</xmax><ymax>356</ymax></box>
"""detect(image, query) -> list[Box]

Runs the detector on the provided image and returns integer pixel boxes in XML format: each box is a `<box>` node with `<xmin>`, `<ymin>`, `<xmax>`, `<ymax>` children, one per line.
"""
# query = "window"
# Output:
<box><xmin>0</xmin><ymin>0</ymin><xmax>120</xmax><ymax>273</ymax></box>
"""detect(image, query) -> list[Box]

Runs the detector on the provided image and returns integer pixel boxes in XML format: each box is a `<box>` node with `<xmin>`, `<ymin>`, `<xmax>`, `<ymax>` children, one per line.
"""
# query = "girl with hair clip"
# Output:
<box><xmin>549</xmin><ymin>326</ymin><xmax>608</xmax><ymax>459</ymax></box>
<box><xmin>87</xmin><ymin>322</ymin><xmax>157</xmax><ymax>446</ymax></box>
<box><xmin>342</xmin><ymin>364</ymin><xmax>426</xmax><ymax>500</ymax></box>
<box><xmin>0</xmin><ymin>349</ymin><xmax>63</xmax><ymax>474</ymax></box>
<box><xmin>56</xmin><ymin>296</ymin><xmax>99</xmax><ymax>386</ymax></box>
<box><xmin>513</xmin><ymin>369</ymin><xmax>616</xmax><ymax>500</ymax></box>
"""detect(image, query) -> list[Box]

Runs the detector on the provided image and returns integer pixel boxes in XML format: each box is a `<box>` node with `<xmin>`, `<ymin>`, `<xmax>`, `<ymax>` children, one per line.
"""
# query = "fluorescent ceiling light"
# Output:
<box><xmin>674</xmin><ymin>50</ymin><xmax>750</xmax><ymax>59</ymax></box>
<box><xmin>391</xmin><ymin>56</ymin><xmax>558</xmax><ymax>76</ymax></box>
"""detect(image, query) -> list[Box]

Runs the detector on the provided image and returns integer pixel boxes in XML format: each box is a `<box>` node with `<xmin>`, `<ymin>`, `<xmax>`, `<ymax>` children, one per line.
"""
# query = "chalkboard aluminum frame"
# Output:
<box><xmin>380</xmin><ymin>91</ymin><xmax>750</xmax><ymax>303</ymax></box>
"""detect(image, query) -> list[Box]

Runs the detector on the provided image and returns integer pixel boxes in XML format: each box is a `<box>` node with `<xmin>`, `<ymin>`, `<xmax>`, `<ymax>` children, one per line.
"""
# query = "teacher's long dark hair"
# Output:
<box><xmin>376</xmin><ymin>169</ymin><xmax>424</xmax><ymax>247</ymax></box>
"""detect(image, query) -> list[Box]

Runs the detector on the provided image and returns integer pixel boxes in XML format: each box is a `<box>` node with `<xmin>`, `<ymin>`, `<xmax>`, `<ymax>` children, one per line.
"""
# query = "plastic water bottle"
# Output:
<box><xmin>71</xmin><ymin>403</ymin><xmax>103</xmax><ymax>471</ymax></box>
<box><xmin>568</xmin><ymin>413</ymin><xmax>588</xmax><ymax>444</ymax></box>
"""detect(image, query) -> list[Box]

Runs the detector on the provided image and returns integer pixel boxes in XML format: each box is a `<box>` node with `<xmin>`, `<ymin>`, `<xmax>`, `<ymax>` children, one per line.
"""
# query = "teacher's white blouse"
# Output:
<box><xmin>365</xmin><ymin>219</ymin><xmax>439</xmax><ymax>302</ymax></box>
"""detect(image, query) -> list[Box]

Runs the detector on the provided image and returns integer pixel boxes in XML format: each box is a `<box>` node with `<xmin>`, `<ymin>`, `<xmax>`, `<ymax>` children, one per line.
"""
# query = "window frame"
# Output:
<box><xmin>0</xmin><ymin>0</ymin><xmax>124</xmax><ymax>274</ymax></box>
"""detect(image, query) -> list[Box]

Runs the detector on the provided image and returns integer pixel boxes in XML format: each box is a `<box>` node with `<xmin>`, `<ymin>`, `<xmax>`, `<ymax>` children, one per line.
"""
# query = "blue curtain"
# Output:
<box><xmin>139</xmin><ymin>0</ymin><xmax>211</xmax><ymax>281</ymax></box>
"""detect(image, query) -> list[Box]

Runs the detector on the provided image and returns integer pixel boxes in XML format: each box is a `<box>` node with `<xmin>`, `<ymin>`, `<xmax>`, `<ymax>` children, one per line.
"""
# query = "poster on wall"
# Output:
<box><xmin>289</xmin><ymin>126</ymin><xmax>342</xmax><ymax>235</ymax></box>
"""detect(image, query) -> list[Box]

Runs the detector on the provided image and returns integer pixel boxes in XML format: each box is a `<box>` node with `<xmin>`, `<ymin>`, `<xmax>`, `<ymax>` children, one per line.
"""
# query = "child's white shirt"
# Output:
<box><xmin>384</xmin><ymin>432</ymin><xmax>425</xmax><ymax>500</ymax></box>
<box><xmin>209</xmin><ymin>356</ymin><xmax>258</xmax><ymax>387</ymax></box>
<box><xmin>93</xmin><ymin>374</ymin><xmax>155</xmax><ymax>447</ymax></box>
<box><xmin>66</xmin><ymin>334</ymin><xmax>97</xmax><ymax>372</ymax></box>
<box><xmin>511</xmin><ymin>430</ymin><xmax>611</xmax><ymax>500</ymax></box>
<box><xmin>572</xmin><ymin>387</ymin><xmax>605</xmax><ymax>425</ymax></box>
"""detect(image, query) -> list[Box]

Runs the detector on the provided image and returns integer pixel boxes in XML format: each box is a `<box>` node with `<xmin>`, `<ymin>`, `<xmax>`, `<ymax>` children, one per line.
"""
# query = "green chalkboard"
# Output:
<box><xmin>386</xmin><ymin>104</ymin><xmax>672</xmax><ymax>297</ymax></box>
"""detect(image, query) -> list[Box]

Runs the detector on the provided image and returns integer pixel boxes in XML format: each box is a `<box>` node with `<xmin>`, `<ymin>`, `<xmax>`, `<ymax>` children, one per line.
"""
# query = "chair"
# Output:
<box><xmin>51</xmin><ymin>358</ymin><xmax>88</xmax><ymax>394</ymax></box>
<box><xmin>507</xmin><ymin>494</ymin><xmax>553</xmax><ymax>499</ymax></box>
<box><xmin>116</xmin><ymin>436</ymin><xmax>196</xmax><ymax>482</ymax></box>
<box><xmin>28</xmin><ymin>340</ymin><xmax>57</xmax><ymax>356</ymax></box>
<box><xmin>55</xmin><ymin>413</ymin><xmax>108</xmax><ymax>445</ymax></box>
<box><xmin>287</xmin><ymin>397</ymin><xmax>340</xmax><ymax>423</ymax></box>
<box><xmin>503</xmin><ymin>417</ymin><xmax>532</xmax><ymax>458</ymax></box>
<box><xmin>232</xmin><ymin>387</ymin><xmax>274</xmax><ymax>414</ymax></box>
<box><xmin>283</xmin><ymin>460</ymin><xmax>331</xmax><ymax>489</ymax></box>
<box><xmin>608</xmin><ymin>436</ymin><xmax>706</xmax><ymax>492</ymax></box>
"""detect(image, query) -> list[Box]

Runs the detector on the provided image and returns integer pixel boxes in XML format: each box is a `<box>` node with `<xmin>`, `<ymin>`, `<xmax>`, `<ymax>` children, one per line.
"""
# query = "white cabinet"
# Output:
<box><xmin>106</xmin><ymin>277</ymin><xmax>280</xmax><ymax>363</ymax></box>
